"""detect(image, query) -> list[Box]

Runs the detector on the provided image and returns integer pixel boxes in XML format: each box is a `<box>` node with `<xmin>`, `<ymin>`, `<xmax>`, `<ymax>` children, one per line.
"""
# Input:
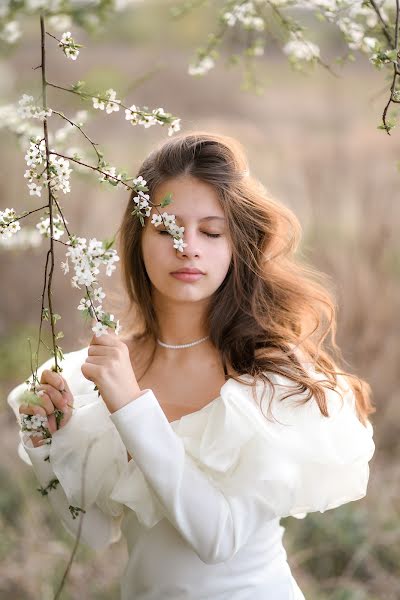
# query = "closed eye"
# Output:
<box><xmin>158</xmin><ymin>231</ymin><xmax>221</xmax><ymax>239</ymax></box>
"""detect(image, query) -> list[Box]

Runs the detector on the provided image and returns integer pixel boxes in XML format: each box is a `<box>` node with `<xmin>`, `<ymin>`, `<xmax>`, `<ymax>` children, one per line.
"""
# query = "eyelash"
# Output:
<box><xmin>158</xmin><ymin>231</ymin><xmax>221</xmax><ymax>239</ymax></box>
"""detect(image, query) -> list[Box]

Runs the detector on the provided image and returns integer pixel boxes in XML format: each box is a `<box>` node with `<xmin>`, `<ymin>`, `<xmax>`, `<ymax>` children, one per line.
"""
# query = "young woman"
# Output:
<box><xmin>8</xmin><ymin>131</ymin><xmax>375</xmax><ymax>599</ymax></box>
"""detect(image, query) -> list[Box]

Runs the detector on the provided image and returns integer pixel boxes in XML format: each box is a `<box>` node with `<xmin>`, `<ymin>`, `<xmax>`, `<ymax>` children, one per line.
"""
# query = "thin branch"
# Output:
<box><xmin>52</xmin><ymin>109</ymin><xmax>103</xmax><ymax>162</ymax></box>
<box><xmin>369</xmin><ymin>0</ymin><xmax>395</xmax><ymax>46</ymax></box>
<box><xmin>40</xmin><ymin>12</ymin><xmax>59</xmax><ymax>375</ymax></box>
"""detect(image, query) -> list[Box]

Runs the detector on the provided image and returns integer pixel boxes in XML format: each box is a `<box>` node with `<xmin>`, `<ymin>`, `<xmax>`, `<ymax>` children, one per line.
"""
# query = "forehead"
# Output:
<box><xmin>152</xmin><ymin>176</ymin><xmax>224</xmax><ymax>220</ymax></box>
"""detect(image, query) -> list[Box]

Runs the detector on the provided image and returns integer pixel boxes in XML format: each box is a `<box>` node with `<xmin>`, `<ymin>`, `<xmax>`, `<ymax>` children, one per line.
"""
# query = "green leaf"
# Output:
<box><xmin>103</xmin><ymin>235</ymin><xmax>115</xmax><ymax>250</ymax></box>
<box><xmin>160</xmin><ymin>192</ymin><xmax>173</xmax><ymax>207</ymax></box>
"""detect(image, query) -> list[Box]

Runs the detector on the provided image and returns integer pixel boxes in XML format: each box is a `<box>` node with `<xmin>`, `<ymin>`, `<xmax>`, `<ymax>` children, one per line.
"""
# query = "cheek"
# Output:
<box><xmin>213</xmin><ymin>243</ymin><xmax>232</xmax><ymax>278</ymax></box>
<box><xmin>141</xmin><ymin>232</ymin><xmax>169</xmax><ymax>276</ymax></box>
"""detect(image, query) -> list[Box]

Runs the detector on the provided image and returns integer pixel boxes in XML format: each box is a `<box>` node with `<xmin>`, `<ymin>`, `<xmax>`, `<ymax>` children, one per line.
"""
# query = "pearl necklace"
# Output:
<box><xmin>157</xmin><ymin>335</ymin><xmax>210</xmax><ymax>349</ymax></box>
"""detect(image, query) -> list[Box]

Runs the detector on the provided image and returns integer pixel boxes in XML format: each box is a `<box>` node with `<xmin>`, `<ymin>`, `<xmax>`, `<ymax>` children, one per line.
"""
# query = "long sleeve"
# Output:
<box><xmin>110</xmin><ymin>390</ymin><xmax>268</xmax><ymax>564</ymax></box>
<box><xmin>7</xmin><ymin>348</ymin><xmax>128</xmax><ymax>552</ymax></box>
<box><xmin>109</xmin><ymin>370</ymin><xmax>375</xmax><ymax>565</ymax></box>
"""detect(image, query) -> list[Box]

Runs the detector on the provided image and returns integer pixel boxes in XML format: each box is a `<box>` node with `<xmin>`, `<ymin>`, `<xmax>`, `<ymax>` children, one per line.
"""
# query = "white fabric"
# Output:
<box><xmin>7</xmin><ymin>346</ymin><xmax>375</xmax><ymax>600</ymax></box>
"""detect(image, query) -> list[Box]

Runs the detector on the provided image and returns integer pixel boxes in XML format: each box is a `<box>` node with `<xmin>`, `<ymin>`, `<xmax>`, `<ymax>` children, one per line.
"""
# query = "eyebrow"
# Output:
<box><xmin>173</xmin><ymin>216</ymin><xmax>226</xmax><ymax>222</ymax></box>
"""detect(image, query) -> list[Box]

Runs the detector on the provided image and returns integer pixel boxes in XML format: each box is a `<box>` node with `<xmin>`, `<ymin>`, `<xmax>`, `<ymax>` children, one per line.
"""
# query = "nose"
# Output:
<box><xmin>176</xmin><ymin>227</ymin><xmax>200</xmax><ymax>258</ymax></box>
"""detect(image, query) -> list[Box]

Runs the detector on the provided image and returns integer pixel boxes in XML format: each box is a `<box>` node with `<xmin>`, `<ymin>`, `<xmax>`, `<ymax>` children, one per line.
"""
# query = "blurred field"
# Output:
<box><xmin>1</xmin><ymin>1</ymin><xmax>399</xmax><ymax>599</ymax></box>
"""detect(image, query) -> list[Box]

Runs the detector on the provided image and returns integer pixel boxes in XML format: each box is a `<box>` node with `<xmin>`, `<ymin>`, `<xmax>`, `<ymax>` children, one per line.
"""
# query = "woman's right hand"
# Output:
<box><xmin>18</xmin><ymin>369</ymin><xmax>74</xmax><ymax>447</ymax></box>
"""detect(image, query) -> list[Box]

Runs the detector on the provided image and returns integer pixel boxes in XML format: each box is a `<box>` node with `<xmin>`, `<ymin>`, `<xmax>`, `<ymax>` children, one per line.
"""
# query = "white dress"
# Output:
<box><xmin>7</xmin><ymin>346</ymin><xmax>375</xmax><ymax>600</ymax></box>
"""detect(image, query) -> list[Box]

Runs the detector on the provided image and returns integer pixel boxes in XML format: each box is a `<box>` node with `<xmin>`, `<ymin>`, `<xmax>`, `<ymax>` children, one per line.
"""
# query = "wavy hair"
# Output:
<box><xmin>114</xmin><ymin>131</ymin><xmax>375</xmax><ymax>427</ymax></box>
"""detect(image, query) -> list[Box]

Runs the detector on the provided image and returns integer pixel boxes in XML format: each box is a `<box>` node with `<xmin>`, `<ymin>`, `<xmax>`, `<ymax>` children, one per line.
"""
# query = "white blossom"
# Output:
<box><xmin>36</xmin><ymin>215</ymin><xmax>68</xmax><ymax>240</ymax></box>
<box><xmin>27</xmin><ymin>181</ymin><xmax>42</xmax><ymax>197</ymax></box>
<box><xmin>58</xmin><ymin>31</ymin><xmax>80</xmax><ymax>61</ymax></box>
<box><xmin>92</xmin><ymin>89</ymin><xmax>121</xmax><ymax>113</ymax></box>
<box><xmin>173</xmin><ymin>237</ymin><xmax>188</xmax><ymax>252</ymax></box>
<box><xmin>168</xmin><ymin>118</ymin><xmax>181</xmax><ymax>136</ymax></box>
<box><xmin>92</xmin><ymin>321</ymin><xmax>108</xmax><ymax>337</ymax></box>
<box><xmin>77</xmin><ymin>297</ymin><xmax>91</xmax><ymax>311</ymax></box>
<box><xmin>93</xmin><ymin>286</ymin><xmax>105</xmax><ymax>302</ymax></box>
<box><xmin>0</xmin><ymin>208</ymin><xmax>21</xmax><ymax>240</ymax></box>
<box><xmin>151</xmin><ymin>213</ymin><xmax>163</xmax><ymax>227</ymax></box>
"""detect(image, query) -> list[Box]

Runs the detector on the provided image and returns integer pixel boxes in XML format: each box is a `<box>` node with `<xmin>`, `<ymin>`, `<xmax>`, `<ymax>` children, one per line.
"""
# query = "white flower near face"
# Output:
<box><xmin>173</xmin><ymin>237</ymin><xmax>188</xmax><ymax>252</ymax></box>
<box><xmin>161</xmin><ymin>212</ymin><xmax>176</xmax><ymax>227</ymax></box>
<box><xmin>151</xmin><ymin>213</ymin><xmax>163</xmax><ymax>227</ymax></box>
<box><xmin>168</xmin><ymin>223</ymin><xmax>185</xmax><ymax>237</ymax></box>
<box><xmin>133</xmin><ymin>175</ymin><xmax>146</xmax><ymax>187</ymax></box>
<box><xmin>92</xmin><ymin>321</ymin><xmax>108</xmax><ymax>337</ymax></box>
<box><xmin>94</xmin><ymin>305</ymin><xmax>105</xmax><ymax>319</ymax></box>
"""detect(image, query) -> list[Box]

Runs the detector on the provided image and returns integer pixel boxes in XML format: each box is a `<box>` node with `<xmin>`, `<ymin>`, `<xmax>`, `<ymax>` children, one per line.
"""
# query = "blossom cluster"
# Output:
<box><xmin>17</xmin><ymin>94</ymin><xmax>53</xmax><ymax>121</ymax></box>
<box><xmin>151</xmin><ymin>211</ymin><xmax>188</xmax><ymax>253</ymax></box>
<box><xmin>92</xmin><ymin>88</ymin><xmax>121</xmax><ymax>113</ymax></box>
<box><xmin>24</xmin><ymin>137</ymin><xmax>73</xmax><ymax>196</ymax></box>
<box><xmin>0</xmin><ymin>208</ymin><xmax>21</xmax><ymax>240</ymax></box>
<box><xmin>91</xmin><ymin>89</ymin><xmax>181</xmax><ymax>137</ymax></box>
<box><xmin>36</xmin><ymin>214</ymin><xmax>68</xmax><ymax>240</ymax></box>
<box><xmin>62</xmin><ymin>234</ymin><xmax>122</xmax><ymax>336</ymax></box>
<box><xmin>20</xmin><ymin>412</ymin><xmax>50</xmax><ymax>443</ymax></box>
<box><xmin>58</xmin><ymin>31</ymin><xmax>80</xmax><ymax>60</ymax></box>
<box><xmin>188</xmin><ymin>0</ymin><xmax>391</xmax><ymax>77</ymax></box>
<box><xmin>222</xmin><ymin>2</ymin><xmax>264</xmax><ymax>31</ymax></box>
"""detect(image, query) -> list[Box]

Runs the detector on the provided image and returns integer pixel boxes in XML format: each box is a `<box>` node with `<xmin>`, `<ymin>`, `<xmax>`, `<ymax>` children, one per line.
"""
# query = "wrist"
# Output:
<box><xmin>109</xmin><ymin>387</ymin><xmax>145</xmax><ymax>414</ymax></box>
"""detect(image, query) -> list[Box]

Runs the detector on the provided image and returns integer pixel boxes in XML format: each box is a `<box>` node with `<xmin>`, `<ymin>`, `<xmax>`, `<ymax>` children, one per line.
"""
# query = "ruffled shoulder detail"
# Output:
<box><xmin>109</xmin><ymin>368</ymin><xmax>375</xmax><ymax>527</ymax></box>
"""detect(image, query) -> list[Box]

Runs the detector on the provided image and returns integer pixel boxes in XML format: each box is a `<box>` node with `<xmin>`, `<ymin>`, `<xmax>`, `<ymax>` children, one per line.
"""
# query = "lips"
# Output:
<box><xmin>171</xmin><ymin>268</ymin><xmax>204</xmax><ymax>274</ymax></box>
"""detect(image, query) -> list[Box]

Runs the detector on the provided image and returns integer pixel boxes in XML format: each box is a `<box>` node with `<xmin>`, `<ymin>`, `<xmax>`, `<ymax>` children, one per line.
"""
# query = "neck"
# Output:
<box><xmin>154</xmin><ymin>297</ymin><xmax>209</xmax><ymax>346</ymax></box>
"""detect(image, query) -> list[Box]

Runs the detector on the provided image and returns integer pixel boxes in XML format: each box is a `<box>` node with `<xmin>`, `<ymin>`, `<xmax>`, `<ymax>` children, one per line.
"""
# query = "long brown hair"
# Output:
<box><xmin>115</xmin><ymin>131</ymin><xmax>375</xmax><ymax>427</ymax></box>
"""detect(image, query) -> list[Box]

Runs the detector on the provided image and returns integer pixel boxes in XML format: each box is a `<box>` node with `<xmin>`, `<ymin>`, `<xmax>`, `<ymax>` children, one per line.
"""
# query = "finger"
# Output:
<box><xmin>81</xmin><ymin>361</ymin><xmax>101</xmax><ymax>382</ymax></box>
<box><xmin>37</xmin><ymin>384</ymin><xmax>68</xmax><ymax>412</ymax></box>
<box><xmin>40</xmin><ymin>369</ymin><xmax>66</xmax><ymax>392</ymax></box>
<box><xmin>19</xmin><ymin>403</ymin><xmax>47</xmax><ymax>418</ymax></box>
<box><xmin>47</xmin><ymin>413</ymin><xmax>57</xmax><ymax>434</ymax></box>
<box><xmin>84</xmin><ymin>356</ymin><xmax>109</xmax><ymax>365</ymax></box>
<box><xmin>19</xmin><ymin>403</ymin><xmax>36</xmax><ymax>415</ymax></box>
<box><xmin>34</xmin><ymin>391</ymin><xmax>56</xmax><ymax>416</ymax></box>
<box><xmin>87</xmin><ymin>345</ymin><xmax>111</xmax><ymax>356</ymax></box>
<box><xmin>90</xmin><ymin>330</ymin><xmax>119</xmax><ymax>347</ymax></box>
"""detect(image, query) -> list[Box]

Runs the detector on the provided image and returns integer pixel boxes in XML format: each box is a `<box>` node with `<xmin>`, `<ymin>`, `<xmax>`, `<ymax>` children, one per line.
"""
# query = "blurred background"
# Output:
<box><xmin>1</xmin><ymin>1</ymin><xmax>399</xmax><ymax>598</ymax></box>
